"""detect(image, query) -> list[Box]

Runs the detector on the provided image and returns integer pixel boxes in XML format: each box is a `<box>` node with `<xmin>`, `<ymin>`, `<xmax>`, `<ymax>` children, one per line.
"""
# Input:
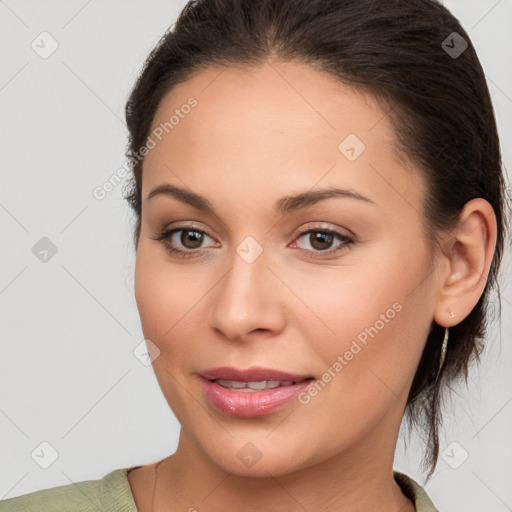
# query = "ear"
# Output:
<box><xmin>433</xmin><ymin>198</ymin><xmax>498</xmax><ymax>328</ymax></box>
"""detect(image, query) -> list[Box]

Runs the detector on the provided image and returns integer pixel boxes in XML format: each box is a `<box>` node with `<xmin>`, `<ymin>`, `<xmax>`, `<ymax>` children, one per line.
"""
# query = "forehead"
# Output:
<box><xmin>142</xmin><ymin>61</ymin><xmax>424</xmax><ymax>216</ymax></box>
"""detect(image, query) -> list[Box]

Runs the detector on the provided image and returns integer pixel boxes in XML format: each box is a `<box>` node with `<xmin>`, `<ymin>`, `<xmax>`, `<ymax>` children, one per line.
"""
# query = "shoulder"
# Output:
<box><xmin>0</xmin><ymin>467</ymin><xmax>138</xmax><ymax>512</ymax></box>
<box><xmin>393</xmin><ymin>470</ymin><xmax>440</xmax><ymax>512</ymax></box>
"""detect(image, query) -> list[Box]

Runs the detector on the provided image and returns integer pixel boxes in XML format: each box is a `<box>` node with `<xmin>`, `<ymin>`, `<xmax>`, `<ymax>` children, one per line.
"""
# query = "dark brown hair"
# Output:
<box><xmin>123</xmin><ymin>0</ymin><xmax>509</xmax><ymax>479</ymax></box>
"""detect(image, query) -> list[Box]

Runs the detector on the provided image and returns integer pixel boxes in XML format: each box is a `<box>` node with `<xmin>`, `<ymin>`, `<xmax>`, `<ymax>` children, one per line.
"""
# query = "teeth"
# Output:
<box><xmin>247</xmin><ymin>381</ymin><xmax>267</xmax><ymax>390</ymax></box>
<box><xmin>214</xmin><ymin>379</ymin><xmax>299</xmax><ymax>391</ymax></box>
<box><xmin>216</xmin><ymin>379</ymin><xmax>246</xmax><ymax>389</ymax></box>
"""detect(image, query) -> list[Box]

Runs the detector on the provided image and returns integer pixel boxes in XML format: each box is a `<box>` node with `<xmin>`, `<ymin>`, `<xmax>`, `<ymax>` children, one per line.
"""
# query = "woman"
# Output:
<box><xmin>1</xmin><ymin>0</ymin><xmax>507</xmax><ymax>510</ymax></box>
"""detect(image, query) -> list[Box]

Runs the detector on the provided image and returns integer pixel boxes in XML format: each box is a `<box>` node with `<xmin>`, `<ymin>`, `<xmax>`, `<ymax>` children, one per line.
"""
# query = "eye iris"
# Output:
<box><xmin>181</xmin><ymin>230</ymin><xmax>203</xmax><ymax>249</ymax></box>
<box><xmin>310</xmin><ymin>231</ymin><xmax>333</xmax><ymax>250</ymax></box>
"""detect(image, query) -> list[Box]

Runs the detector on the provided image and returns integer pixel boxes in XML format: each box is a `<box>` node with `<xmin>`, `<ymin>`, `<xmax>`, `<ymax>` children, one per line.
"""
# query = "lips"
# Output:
<box><xmin>198</xmin><ymin>366</ymin><xmax>315</xmax><ymax>417</ymax></box>
<box><xmin>199</xmin><ymin>366</ymin><xmax>312</xmax><ymax>382</ymax></box>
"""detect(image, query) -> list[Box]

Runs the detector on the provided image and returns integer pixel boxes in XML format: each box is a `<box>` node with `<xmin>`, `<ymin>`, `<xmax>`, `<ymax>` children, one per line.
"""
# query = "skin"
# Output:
<box><xmin>128</xmin><ymin>60</ymin><xmax>497</xmax><ymax>512</ymax></box>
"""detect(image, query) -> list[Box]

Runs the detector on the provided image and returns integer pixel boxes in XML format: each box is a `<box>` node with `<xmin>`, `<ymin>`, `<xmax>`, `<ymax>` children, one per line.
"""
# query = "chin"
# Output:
<box><xmin>197</xmin><ymin>435</ymin><xmax>313</xmax><ymax>479</ymax></box>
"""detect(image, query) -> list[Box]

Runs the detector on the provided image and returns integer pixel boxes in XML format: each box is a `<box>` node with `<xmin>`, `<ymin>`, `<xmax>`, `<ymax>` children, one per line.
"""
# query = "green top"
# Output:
<box><xmin>0</xmin><ymin>467</ymin><xmax>439</xmax><ymax>511</ymax></box>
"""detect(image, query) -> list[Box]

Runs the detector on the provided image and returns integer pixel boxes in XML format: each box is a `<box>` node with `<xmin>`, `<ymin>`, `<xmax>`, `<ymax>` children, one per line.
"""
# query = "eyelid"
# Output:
<box><xmin>161</xmin><ymin>221</ymin><xmax>216</xmax><ymax>239</ymax></box>
<box><xmin>294</xmin><ymin>222</ymin><xmax>354</xmax><ymax>237</ymax></box>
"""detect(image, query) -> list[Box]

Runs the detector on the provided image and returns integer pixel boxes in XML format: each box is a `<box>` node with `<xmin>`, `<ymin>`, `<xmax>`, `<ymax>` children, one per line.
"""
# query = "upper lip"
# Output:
<box><xmin>199</xmin><ymin>366</ymin><xmax>313</xmax><ymax>382</ymax></box>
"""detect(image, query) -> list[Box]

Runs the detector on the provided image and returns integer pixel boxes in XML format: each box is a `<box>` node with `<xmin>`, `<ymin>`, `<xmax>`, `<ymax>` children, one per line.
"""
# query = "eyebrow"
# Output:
<box><xmin>146</xmin><ymin>183</ymin><xmax>375</xmax><ymax>215</ymax></box>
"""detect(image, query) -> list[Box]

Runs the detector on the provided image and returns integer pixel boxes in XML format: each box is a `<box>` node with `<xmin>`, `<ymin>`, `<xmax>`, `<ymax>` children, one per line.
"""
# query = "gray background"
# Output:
<box><xmin>1</xmin><ymin>0</ymin><xmax>511</xmax><ymax>509</ymax></box>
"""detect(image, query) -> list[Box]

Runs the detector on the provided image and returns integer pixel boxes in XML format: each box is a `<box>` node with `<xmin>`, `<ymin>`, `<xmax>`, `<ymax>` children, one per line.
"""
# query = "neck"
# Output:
<box><xmin>152</xmin><ymin>428</ymin><xmax>415</xmax><ymax>512</ymax></box>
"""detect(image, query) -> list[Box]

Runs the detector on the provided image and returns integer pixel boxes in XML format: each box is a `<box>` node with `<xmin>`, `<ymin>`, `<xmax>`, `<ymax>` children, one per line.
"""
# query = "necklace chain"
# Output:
<box><xmin>151</xmin><ymin>459</ymin><xmax>164</xmax><ymax>512</ymax></box>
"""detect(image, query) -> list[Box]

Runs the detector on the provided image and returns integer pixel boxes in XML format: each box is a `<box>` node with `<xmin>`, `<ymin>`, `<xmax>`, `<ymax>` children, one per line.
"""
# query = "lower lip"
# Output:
<box><xmin>200</xmin><ymin>377</ymin><xmax>313</xmax><ymax>417</ymax></box>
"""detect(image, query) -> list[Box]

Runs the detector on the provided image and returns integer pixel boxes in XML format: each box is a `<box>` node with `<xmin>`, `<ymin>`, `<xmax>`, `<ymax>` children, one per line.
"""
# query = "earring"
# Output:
<box><xmin>435</xmin><ymin>327</ymin><xmax>449</xmax><ymax>383</ymax></box>
<box><xmin>435</xmin><ymin>311</ymin><xmax>453</xmax><ymax>382</ymax></box>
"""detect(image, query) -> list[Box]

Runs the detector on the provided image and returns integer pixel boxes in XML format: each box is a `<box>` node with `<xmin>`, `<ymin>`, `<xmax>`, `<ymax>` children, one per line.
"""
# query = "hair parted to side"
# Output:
<box><xmin>123</xmin><ymin>0</ymin><xmax>509</xmax><ymax>479</ymax></box>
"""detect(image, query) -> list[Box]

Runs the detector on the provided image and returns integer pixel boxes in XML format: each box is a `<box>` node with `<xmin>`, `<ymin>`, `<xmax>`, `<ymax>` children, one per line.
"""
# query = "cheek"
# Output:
<box><xmin>289</xmin><ymin>248</ymin><xmax>428</xmax><ymax>395</ymax></box>
<box><xmin>135</xmin><ymin>246</ymin><xmax>187</xmax><ymax>345</ymax></box>
<box><xmin>134</xmin><ymin>246</ymin><xmax>218</xmax><ymax>426</ymax></box>
<box><xmin>134</xmin><ymin>246</ymin><xmax>214</xmax><ymax>360</ymax></box>
<box><xmin>290</xmin><ymin>280</ymin><xmax>424</xmax><ymax>447</ymax></box>
<box><xmin>283</xmin><ymin>262</ymin><xmax>394</xmax><ymax>359</ymax></box>
<box><xmin>134</xmin><ymin>248</ymin><xmax>162</xmax><ymax>337</ymax></box>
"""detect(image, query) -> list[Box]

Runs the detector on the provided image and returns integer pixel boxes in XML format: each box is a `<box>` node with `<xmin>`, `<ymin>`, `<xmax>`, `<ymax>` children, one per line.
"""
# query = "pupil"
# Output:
<box><xmin>311</xmin><ymin>232</ymin><xmax>333</xmax><ymax>250</ymax></box>
<box><xmin>182</xmin><ymin>230</ymin><xmax>203</xmax><ymax>249</ymax></box>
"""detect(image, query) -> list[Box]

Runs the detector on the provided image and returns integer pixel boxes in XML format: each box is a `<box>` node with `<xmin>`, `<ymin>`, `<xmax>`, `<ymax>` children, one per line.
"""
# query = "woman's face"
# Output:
<box><xmin>134</xmin><ymin>61</ymin><xmax>440</xmax><ymax>476</ymax></box>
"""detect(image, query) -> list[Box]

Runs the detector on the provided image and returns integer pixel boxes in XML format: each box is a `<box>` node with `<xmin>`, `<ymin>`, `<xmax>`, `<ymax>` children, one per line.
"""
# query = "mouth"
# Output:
<box><xmin>198</xmin><ymin>367</ymin><xmax>315</xmax><ymax>417</ymax></box>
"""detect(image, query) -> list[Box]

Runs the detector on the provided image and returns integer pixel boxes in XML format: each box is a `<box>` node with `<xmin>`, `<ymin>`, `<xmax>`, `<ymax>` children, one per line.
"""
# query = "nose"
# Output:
<box><xmin>209</xmin><ymin>244</ymin><xmax>286</xmax><ymax>343</ymax></box>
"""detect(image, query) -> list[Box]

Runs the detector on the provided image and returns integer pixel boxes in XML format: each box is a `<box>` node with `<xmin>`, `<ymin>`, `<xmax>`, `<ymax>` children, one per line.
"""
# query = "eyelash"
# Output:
<box><xmin>151</xmin><ymin>224</ymin><xmax>355</xmax><ymax>259</ymax></box>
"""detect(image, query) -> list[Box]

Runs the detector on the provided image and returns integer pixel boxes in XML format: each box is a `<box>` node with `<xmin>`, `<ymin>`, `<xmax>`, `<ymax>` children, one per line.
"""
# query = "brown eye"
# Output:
<box><xmin>179</xmin><ymin>229</ymin><xmax>204</xmax><ymax>249</ymax></box>
<box><xmin>308</xmin><ymin>231</ymin><xmax>335</xmax><ymax>251</ymax></box>
<box><xmin>293</xmin><ymin>227</ymin><xmax>354</xmax><ymax>257</ymax></box>
<box><xmin>151</xmin><ymin>225</ymin><xmax>217</xmax><ymax>258</ymax></box>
